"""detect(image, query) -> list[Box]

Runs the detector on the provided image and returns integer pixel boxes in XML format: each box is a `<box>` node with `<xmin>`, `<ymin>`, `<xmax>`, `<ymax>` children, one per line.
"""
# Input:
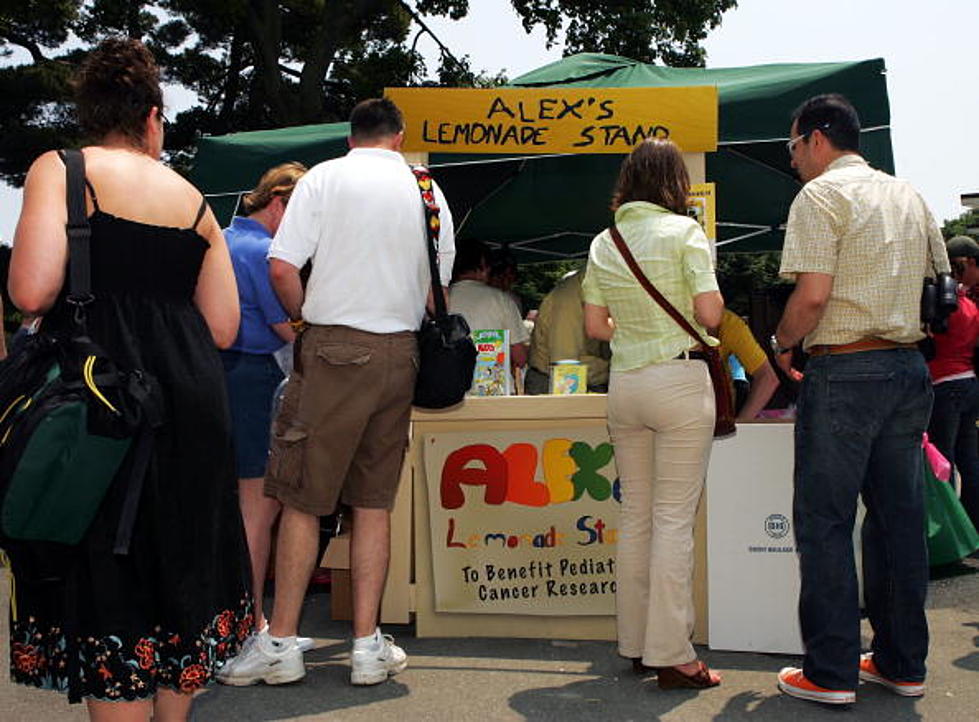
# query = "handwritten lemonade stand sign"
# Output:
<box><xmin>423</xmin><ymin>427</ymin><xmax>619</xmax><ymax>615</ymax></box>
<box><xmin>385</xmin><ymin>86</ymin><xmax>718</xmax><ymax>154</ymax></box>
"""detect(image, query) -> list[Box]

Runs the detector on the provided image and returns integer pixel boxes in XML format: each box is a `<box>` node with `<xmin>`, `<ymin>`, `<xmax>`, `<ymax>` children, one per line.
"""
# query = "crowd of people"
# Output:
<box><xmin>3</xmin><ymin>35</ymin><xmax>976</xmax><ymax>719</ymax></box>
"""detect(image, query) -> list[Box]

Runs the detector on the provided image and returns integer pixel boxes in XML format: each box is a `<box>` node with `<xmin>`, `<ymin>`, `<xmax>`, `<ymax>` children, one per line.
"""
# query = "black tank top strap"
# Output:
<box><xmin>189</xmin><ymin>195</ymin><xmax>208</xmax><ymax>231</ymax></box>
<box><xmin>85</xmin><ymin>179</ymin><xmax>100</xmax><ymax>211</ymax></box>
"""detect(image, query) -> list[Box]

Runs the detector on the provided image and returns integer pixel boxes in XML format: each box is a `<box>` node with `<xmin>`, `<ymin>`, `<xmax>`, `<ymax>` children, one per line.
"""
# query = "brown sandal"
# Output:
<box><xmin>656</xmin><ymin>660</ymin><xmax>721</xmax><ymax>689</ymax></box>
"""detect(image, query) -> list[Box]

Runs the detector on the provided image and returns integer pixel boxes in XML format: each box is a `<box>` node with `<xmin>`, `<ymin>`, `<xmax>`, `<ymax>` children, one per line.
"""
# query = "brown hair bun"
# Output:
<box><xmin>73</xmin><ymin>37</ymin><xmax>163</xmax><ymax>148</ymax></box>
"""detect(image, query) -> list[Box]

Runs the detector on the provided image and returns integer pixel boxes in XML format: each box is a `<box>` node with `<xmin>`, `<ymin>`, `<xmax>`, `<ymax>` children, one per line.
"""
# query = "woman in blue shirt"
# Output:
<box><xmin>222</xmin><ymin>162</ymin><xmax>306</xmax><ymax>638</ymax></box>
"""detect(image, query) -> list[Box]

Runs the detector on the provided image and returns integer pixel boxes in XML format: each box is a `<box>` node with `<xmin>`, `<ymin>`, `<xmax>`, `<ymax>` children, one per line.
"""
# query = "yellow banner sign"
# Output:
<box><xmin>385</xmin><ymin>86</ymin><xmax>718</xmax><ymax>154</ymax></box>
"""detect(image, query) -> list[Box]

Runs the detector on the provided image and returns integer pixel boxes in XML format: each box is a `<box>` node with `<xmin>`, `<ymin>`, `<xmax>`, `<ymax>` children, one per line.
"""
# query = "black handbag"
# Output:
<box><xmin>410</xmin><ymin>166</ymin><xmax>476</xmax><ymax>409</ymax></box>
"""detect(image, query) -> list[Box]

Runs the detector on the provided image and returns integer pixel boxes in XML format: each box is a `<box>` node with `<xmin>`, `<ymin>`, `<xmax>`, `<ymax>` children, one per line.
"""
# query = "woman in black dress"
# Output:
<box><xmin>7</xmin><ymin>37</ymin><xmax>251</xmax><ymax>720</ymax></box>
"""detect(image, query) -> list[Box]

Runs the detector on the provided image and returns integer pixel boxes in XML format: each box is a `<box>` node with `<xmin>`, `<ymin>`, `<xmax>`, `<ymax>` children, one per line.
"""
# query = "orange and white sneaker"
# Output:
<box><xmin>859</xmin><ymin>653</ymin><xmax>925</xmax><ymax>697</ymax></box>
<box><xmin>777</xmin><ymin>667</ymin><xmax>856</xmax><ymax>705</ymax></box>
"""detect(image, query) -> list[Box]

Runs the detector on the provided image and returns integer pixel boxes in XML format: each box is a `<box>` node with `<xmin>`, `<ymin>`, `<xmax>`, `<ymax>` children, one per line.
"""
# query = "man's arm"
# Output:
<box><xmin>736</xmin><ymin>361</ymin><xmax>780</xmax><ymax>421</ymax></box>
<box><xmin>773</xmin><ymin>272</ymin><xmax>834</xmax><ymax>373</ymax></box>
<box><xmin>269</xmin><ymin>258</ymin><xmax>304</xmax><ymax>321</ymax></box>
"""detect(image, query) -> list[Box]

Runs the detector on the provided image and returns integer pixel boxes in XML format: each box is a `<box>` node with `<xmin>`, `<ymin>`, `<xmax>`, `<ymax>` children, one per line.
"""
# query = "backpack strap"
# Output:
<box><xmin>57</xmin><ymin>149</ymin><xmax>94</xmax><ymax>318</ymax></box>
<box><xmin>112</xmin><ymin>423</ymin><xmax>154</xmax><ymax>555</ymax></box>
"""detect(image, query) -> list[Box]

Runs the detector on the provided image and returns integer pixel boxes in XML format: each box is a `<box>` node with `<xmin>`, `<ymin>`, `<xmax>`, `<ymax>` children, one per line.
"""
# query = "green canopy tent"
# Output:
<box><xmin>191</xmin><ymin>53</ymin><xmax>893</xmax><ymax>260</ymax></box>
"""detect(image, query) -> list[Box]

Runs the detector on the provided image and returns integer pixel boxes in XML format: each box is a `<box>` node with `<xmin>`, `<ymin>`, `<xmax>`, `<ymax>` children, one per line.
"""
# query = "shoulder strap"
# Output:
<box><xmin>190</xmin><ymin>195</ymin><xmax>208</xmax><ymax>231</ymax></box>
<box><xmin>57</xmin><ymin>149</ymin><xmax>94</xmax><ymax>313</ymax></box>
<box><xmin>411</xmin><ymin>165</ymin><xmax>447</xmax><ymax>319</ymax></box>
<box><xmin>609</xmin><ymin>224</ymin><xmax>709</xmax><ymax>348</ymax></box>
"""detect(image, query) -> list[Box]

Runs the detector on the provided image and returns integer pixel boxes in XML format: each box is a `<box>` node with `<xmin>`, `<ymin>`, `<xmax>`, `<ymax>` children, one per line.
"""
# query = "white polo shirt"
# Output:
<box><xmin>269</xmin><ymin>147</ymin><xmax>455</xmax><ymax>333</ymax></box>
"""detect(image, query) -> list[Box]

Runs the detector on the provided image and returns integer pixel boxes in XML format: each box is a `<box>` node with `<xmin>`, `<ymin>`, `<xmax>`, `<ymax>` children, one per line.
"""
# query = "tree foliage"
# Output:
<box><xmin>0</xmin><ymin>0</ymin><xmax>738</xmax><ymax>185</ymax></box>
<box><xmin>942</xmin><ymin>209</ymin><xmax>979</xmax><ymax>240</ymax></box>
<box><xmin>716</xmin><ymin>251</ymin><xmax>786</xmax><ymax>317</ymax></box>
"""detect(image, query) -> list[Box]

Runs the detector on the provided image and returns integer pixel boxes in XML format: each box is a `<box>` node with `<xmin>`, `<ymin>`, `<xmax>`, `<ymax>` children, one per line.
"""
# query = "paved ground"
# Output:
<box><xmin>2</xmin><ymin>557</ymin><xmax>977</xmax><ymax>721</ymax></box>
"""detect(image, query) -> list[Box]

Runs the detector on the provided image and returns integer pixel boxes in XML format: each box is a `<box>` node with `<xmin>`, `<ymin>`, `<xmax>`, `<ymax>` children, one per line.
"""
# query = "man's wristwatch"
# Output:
<box><xmin>769</xmin><ymin>334</ymin><xmax>792</xmax><ymax>356</ymax></box>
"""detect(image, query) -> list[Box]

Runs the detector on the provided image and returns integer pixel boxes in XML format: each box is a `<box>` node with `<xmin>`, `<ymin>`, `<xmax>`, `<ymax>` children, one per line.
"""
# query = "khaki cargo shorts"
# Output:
<box><xmin>264</xmin><ymin>324</ymin><xmax>418</xmax><ymax>515</ymax></box>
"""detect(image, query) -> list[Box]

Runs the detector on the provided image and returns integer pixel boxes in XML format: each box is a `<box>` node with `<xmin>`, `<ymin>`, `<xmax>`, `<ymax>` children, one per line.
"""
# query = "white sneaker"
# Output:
<box><xmin>217</xmin><ymin>630</ymin><xmax>305</xmax><ymax>686</ymax></box>
<box><xmin>251</xmin><ymin>623</ymin><xmax>314</xmax><ymax>653</ymax></box>
<box><xmin>350</xmin><ymin>631</ymin><xmax>408</xmax><ymax>685</ymax></box>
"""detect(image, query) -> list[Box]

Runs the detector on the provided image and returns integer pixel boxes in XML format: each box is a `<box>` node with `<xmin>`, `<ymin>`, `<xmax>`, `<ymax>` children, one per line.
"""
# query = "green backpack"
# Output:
<box><xmin>0</xmin><ymin>149</ymin><xmax>163</xmax><ymax>551</ymax></box>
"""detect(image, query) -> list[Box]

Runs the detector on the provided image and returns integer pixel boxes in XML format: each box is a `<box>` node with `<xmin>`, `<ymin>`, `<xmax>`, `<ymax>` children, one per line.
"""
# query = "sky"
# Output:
<box><xmin>1</xmin><ymin>0</ymin><xmax>976</xmax><ymax>242</ymax></box>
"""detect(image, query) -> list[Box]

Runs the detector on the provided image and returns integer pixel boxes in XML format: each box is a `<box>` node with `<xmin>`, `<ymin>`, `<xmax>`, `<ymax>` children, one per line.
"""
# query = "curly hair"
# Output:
<box><xmin>241</xmin><ymin>162</ymin><xmax>308</xmax><ymax>215</ymax></box>
<box><xmin>73</xmin><ymin>37</ymin><xmax>163</xmax><ymax>148</ymax></box>
<box><xmin>611</xmin><ymin>138</ymin><xmax>690</xmax><ymax>216</ymax></box>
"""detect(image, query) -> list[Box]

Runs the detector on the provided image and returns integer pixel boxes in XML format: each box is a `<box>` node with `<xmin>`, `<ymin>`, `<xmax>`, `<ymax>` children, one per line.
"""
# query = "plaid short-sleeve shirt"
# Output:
<box><xmin>780</xmin><ymin>155</ymin><xmax>949</xmax><ymax>350</ymax></box>
<box><xmin>582</xmin><ymin>201</ymin><xmax>719</xmax><ymax>371</ymax></box>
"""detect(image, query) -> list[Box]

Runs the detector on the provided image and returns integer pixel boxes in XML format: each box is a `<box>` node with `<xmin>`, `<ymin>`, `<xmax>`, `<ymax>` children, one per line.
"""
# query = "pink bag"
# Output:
<box><xmin>922</xmin><ymin>433</ymin><xmax>951</xmax><ymax>482</ymax></box>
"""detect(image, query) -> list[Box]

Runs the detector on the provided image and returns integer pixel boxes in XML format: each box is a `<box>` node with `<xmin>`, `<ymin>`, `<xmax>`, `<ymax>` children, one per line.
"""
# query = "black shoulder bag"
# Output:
<box><xmin>410</xmin><ymin>166</ymin><xmax>476</xmax><ymax>409</ymax></box>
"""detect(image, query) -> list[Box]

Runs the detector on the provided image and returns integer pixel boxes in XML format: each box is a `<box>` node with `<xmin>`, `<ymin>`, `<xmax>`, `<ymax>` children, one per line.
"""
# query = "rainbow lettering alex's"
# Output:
<box><xmin>440</xmin><ymin>440</ymin><xmax>618</xmax><ymax>509</ymax></box>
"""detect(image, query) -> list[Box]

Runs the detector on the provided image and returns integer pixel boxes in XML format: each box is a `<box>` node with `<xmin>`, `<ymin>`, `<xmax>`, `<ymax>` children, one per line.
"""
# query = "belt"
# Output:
<box><xmin>808</xmin><ymin>338</ymin><xmax>918</xmax><ymax>356</ymax></box>
<box><xmin>674</xmin><ymin>348</ymin><xmax>708</xmax><ymax>362</ymax></box>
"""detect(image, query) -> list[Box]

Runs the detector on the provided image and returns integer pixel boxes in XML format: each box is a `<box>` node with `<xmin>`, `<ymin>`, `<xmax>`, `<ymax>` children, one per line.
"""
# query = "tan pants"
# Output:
<box><xmin>607</xmin><ymin>360</ymin><xmax>715</xmax><ymax>667</ymax></box>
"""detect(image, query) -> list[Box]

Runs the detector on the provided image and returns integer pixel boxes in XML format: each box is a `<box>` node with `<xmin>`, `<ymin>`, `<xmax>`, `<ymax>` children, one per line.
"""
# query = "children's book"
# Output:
<box><xmin>470</xmin><ymin>329</ymin><xmax>511</xmax><ymax>396</ymax></box>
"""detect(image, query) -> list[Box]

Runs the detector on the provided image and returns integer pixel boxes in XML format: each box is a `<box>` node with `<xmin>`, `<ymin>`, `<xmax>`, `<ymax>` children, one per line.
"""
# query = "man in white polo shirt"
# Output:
<box><xmin>449</xmin><ymin>240</ymin><xmax>529</xmax><ymax>370</ymax></box>
<box><xmin>218</xmin><ymin>97</ymin><xmax>454</xmax><ymax>688</ymax></box>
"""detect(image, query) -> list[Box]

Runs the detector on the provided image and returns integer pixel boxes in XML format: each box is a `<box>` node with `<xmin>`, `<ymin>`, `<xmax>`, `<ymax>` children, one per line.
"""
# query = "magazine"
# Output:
<box><xmin>470</xmin><ymin>329</ymin><xmax>511</xmax><ymax>396</ymax></box>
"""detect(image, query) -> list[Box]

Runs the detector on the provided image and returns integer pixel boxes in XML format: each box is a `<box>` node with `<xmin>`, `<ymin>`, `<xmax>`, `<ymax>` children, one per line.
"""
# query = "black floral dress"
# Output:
<box><xmin>6</xmin><ymin>193</ymin><xmax>253</xmax><ymax>702</ymax></box>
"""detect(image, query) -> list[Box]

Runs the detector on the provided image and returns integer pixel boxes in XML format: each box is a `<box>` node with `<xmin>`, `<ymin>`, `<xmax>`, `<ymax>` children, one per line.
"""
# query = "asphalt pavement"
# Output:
<box><xmin>2</xmin><ymin>556</ymin><xmax>977</xmax><ymax>721</ymax></box>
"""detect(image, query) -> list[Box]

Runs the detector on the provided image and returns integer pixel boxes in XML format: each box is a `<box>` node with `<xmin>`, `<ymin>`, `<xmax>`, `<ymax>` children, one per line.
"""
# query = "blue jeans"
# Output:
<box><xmin>794</xmin><ymin>349</ymin><xmax>932</xmax><ymax>690</ymax></box>
<box><xmin>927</xmin><ymin>377</ymin><xmax>979</xmax><ymax>529</ymax></box>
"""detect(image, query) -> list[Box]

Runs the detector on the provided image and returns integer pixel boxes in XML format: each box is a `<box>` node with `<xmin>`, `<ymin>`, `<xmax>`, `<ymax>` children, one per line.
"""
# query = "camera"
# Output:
<box><xmin>920</xmin><ymin>272</ymin><xmax>958</xmax><ymax>334</ymax></box>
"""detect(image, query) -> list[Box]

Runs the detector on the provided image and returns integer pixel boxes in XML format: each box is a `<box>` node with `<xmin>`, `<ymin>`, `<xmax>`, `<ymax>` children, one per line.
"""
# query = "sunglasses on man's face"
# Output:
<box><xmin>786</xmin><ymin>133</ymin><xmax>808</xmax><ymax>155</ymax></box>
<box><xmin>786</xmin><ymin>122</ymin><xmax>832</xmax><ymax>155</ymax></box>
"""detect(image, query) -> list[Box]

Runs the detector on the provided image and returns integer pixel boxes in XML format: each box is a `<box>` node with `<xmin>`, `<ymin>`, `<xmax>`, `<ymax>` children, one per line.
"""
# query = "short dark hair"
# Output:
<box><xmin>73</xmin><ymin>37</ymin><xmax>163</xmax><ymax>148</ymax></box>
<box><xmin>791</xmin><ymin>94</ymin><xmax>861</xmax><ymax>152</ymax></box>
<box><xmin>488</xmin><ymin>248</ymin><xmax>517</xmax><ymax>278</ymax></box>
<box><xmin>350</xmin><ymin>98</ymin><xmax>404</xmax><ymax>141</ymax></box>
<box><xmin>452</xmin><ymin>240</ymin><xmax>490</xmax><ymax>281</ymax></box>
<box><xmin>611</xmin><ymin>139</ymin><xmax>690</xmax><ymax>216</ymax></box>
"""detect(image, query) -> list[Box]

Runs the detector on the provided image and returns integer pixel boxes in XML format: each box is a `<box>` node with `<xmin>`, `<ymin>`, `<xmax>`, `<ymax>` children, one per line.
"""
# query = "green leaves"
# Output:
<box><xmin>509</xmin><ymin>0</ymin><xmax>738</xmax><ymax>67</ymax></box>
<box><xmin>0</xmin><ymin>0</ymin><xmax>739</xmax><ymax>186</ymax></box>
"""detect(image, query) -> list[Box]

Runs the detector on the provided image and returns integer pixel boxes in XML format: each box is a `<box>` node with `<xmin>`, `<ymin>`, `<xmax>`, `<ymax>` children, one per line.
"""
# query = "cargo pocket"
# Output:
<box><xmin>267</xmin><ymin>427</ymin><xmax>307</xmax><ymax>489</ymax></box>
<box><xmin>316</xmin><ymin>343</ymin><xmax>372</xmax><ymax>366</ymax></box>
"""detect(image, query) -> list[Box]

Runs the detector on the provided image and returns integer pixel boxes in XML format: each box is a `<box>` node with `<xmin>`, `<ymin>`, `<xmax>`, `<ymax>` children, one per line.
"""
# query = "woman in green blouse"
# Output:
<box><xmin>583</xmin><ymin>139</ymin><xmax>724</xmax><ymax>689</ymax></box>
